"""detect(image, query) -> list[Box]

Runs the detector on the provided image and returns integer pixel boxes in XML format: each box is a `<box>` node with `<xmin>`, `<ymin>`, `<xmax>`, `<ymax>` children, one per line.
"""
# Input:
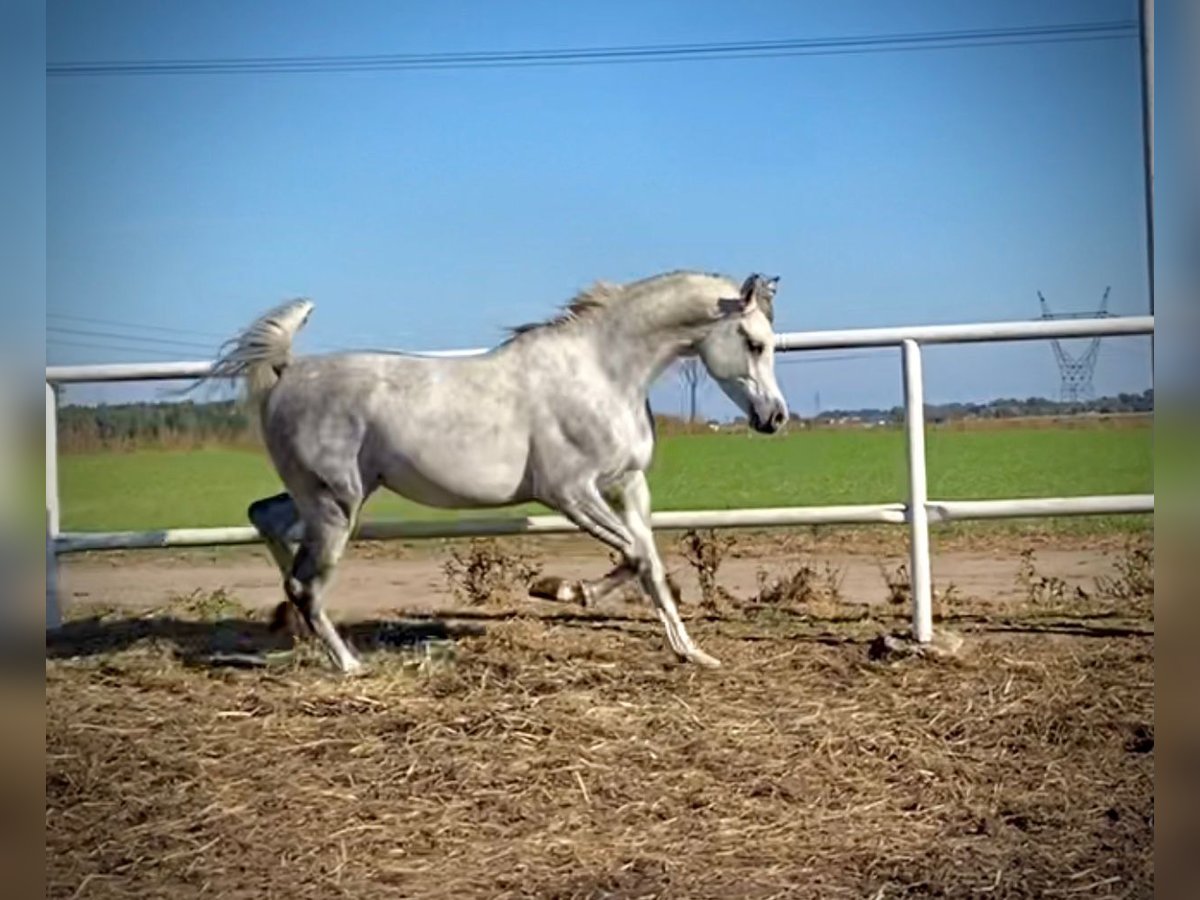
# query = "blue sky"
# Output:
<box><xmin>47</xmin><ymin>0</ymin><xmax>1154</xmax><ymax>416</ymax></box>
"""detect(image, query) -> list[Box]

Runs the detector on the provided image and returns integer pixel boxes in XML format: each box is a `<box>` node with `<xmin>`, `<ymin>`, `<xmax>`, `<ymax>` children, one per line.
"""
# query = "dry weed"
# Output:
<box><xmin>167</xmin><ymin>587</ymin><xmax>249</xmax><ymax>621</ymax></box>
<box><xmin>933</xmin><ymin>581</ymin><xmax>963</xmax><ymax>619</ymax></box>
<box><xmin>1095</xmin><ymin>543</ymin><xmax>1153</xmax><ymax>600</ymax></box>
<box><xmin>752</xmin><ymin>558</ymin><xmax>845</xmax><ymax>620</ymax></box>
<box><xmin>677</xmin><ymin>529</ymin><xmax>736</xmax><ymax>611</ymax></box>
<box><xmin>442</xmin><ymin>539</ymin><xmax>542</xmax><ymax>606</ymax></box>
<box><xmin>1017</xmin><ymin>549</ymin><xmax>1090</xmax><ymax>605</ymax></box>
<box><xmin>877</xmin><ymin>562</ymin><xmax>962</xmax><ymax>620</ymax></box>
<box><xmin>879</xmin><ymin>560</ymin><xmax>911</xmax><ymax>606</ymax></box>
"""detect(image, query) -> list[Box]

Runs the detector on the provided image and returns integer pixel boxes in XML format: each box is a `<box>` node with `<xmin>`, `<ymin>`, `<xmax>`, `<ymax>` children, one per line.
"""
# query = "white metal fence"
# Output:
<box><xmin>45</xmin><ymin>314</ymin><xmax>1154</xmax><ymax>639</ymax></box>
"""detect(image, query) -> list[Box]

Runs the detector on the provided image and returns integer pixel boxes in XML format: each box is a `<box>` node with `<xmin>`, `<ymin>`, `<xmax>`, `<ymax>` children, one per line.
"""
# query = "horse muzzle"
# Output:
<box><xmin>749</xmin><ymin>401</ymin><xmax>787</xmax><ymax>435</ymax></box>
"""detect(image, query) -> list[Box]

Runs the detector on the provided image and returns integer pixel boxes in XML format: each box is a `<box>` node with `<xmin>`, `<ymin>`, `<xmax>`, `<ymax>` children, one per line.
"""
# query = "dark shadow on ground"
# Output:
<box><xmin>46</xmin><ymin>602</ymin><xmax>1149</xmax><ymax>668</ymax></box>
<box><xmin>45</xmin><ymin>614</ymin><xmax>488</xmax><ymax>664</ymax></box>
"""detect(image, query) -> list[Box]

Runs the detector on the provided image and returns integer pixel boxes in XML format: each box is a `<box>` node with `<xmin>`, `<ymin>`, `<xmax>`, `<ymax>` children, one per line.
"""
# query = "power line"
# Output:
<box><xmin>47</xmin><ymin>311</ymin><xmax>229</xmax><ymax>340</ymax></box>
<box><xmin>46</xmin><ymin>324</ymin><xmax>410</xmax><ymax>360</ymax></box>
<box><xmin>777</xmin><ymin>351</ymin><xmax>886</xmax><ymax>365</ymax></box>
<box><xmin>46</xmin><ymin>337</ymin><xmax>203</xmax><ymax>359</ymax></box>
<box><xmin>47</xmin><ymin>21</ymin><xmax>1136</xmax><ymax>77</ymax></box>
<box><xmin>47</xmin><ymin>310</ymin><xmax>414</xmax><ymax>356</ymax></box>
<box><xmin>47</xmin><ymin>325</ymin><xmax>218</xmax><ymax>351</ymax></box>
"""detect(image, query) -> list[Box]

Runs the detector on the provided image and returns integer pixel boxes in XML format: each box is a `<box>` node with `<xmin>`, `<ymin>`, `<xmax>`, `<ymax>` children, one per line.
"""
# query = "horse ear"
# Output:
<box><xmin>739</xmin><ymin>274</ymin><xmax>759</xmax><ymax>304</ymax></box>
<box><xmin>714</xmin><ymin>274</ymin><xmax>781</xmax><ymax>320</ymax></box>
<box><xmin>758</xmin><ymin>275</ymin><xmax>779</xmax><ymax>323</ymax></box>
<box><xmin>737</xmin><ymin>274</ymin><xmax>779</xmax><ymax>323</ymax></box>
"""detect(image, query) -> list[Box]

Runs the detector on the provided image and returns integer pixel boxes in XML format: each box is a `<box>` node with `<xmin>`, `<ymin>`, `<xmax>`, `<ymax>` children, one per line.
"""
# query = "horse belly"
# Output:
<box><xmin>365</xmin><ymin>360</ymin><xmax>534</xmax><ymax>508</ymax></box>
<box><xmin>377</xmin><ymin>448</ymin><xmax>531</xmax><ymax>509</ymax></box>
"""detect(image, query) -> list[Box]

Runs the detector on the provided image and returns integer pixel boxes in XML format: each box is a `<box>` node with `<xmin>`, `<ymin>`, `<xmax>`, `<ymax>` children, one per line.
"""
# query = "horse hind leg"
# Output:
<box><xmin>286</xmin><ymin>486</ymin><xmax>364</xmax><ymax>674</ymax></box>
<box><xmin>249</xmin><ymin>492</ymin><xmax>304</xmax><ymax>574</ymax></box>
<box><xmin>248</xmin><ymin>492</ymin><xmax>306</xmax><ymax>633</ymax></box>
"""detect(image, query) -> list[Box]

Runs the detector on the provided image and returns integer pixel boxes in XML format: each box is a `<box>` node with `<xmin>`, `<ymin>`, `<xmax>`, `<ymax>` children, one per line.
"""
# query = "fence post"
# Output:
<box><xmin>46</xmin><ymin>382</ymin><xmax>61</xmax><ymax>630</ymax></box>
<box><xmin>901</xmin><ymin>340</ymin><xmax>933</xmax><ymax>643</ymax></box>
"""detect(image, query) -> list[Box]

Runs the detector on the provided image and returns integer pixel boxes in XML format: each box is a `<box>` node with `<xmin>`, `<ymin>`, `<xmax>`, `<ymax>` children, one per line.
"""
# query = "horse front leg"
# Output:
<box><xmin>549</xmin><ymin>476</ymin><xmax>718</xmax><ymax>667</ymax></box>
<box><xmin>615</xmin><ymin>471</ymin><xmax>721</xmax><ymax>668</ymax></box>
<box><xmin>529</xmin><ymin>559</ymin><xmax>637</xmax><ymax>607</ymax></box>
<box><xmin>529</xmin><ymin>479</ymin><xmax>655</xmax><ymax>607</ymax></box>
<box><xmin>547</xmin><ymin>482</ymin><xmax>638</xmax><ymax>573</ymax></box>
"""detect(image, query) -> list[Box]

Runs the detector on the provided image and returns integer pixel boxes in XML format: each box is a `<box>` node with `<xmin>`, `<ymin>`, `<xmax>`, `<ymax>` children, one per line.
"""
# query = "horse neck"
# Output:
<box><xmin>590</xmin><ymin>306</ymin><xmax>703</xmax><ymax>398</ymax></box>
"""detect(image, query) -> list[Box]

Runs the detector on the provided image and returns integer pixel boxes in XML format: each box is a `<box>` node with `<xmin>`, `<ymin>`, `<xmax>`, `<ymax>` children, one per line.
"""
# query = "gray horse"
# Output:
<box><xmin>208</xmin><ymin>270</ymin><xmax>787</xmax><ymax>673</ymax></box>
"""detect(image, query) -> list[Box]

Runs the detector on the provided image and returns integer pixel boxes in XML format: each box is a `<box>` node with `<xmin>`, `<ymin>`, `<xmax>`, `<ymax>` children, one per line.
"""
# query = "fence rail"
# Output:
<box><xmin>45</xmin><ymin>314</ymin><xmax>1154</xmax><ymax>638</ymax></box>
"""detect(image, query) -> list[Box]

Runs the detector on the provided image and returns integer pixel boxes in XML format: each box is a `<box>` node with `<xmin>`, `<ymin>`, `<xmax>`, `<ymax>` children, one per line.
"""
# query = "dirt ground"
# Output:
<box><xmin>56</xmin><ymin>530</ymin><xmax>1128</xmax><ymax>619</ymax></box>
<box><xmin>47</xmin><ymin>531</ymin><xmax>1154</xmax><ymax>898</ymax></box>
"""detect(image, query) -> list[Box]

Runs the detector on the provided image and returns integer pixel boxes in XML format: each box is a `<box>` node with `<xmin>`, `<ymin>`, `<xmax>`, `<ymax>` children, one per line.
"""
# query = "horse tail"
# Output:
<box><xmin>206</xmin><ymin>298</ymin><xmax>314</xmax><ymax>416</ymax></box>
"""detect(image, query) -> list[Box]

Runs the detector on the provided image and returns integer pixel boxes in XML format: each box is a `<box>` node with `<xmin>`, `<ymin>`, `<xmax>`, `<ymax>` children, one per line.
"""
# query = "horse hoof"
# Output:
<box><xmin>339</xmin><ymin>657</ymin><xmax>367</xmax><ymax>677</ymax></box>
<box><xmin>529</xmin><ymin>576</ymin><xmax>581</xmax><ymax>604</ymax></box>
<box><xmin>686</xmin><ymin>648</ymin><xmax>722</xmax><ymax>669</ymax></box>
<box><xmin>529</xmin><ymin>576</ymin><xmax>563</xmax><ymax>600</ymax></box>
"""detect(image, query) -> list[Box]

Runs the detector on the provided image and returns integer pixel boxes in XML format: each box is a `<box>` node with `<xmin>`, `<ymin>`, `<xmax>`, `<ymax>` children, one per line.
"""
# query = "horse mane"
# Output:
<box><xmin>505</xmin><ymin>270</ymin><xmax>735</xmax><ymax>340</ymax></box>
<box><xmin>506</xmin><ymin>280</ymin><xmax>624</xmax><ymax>338</ymax></box>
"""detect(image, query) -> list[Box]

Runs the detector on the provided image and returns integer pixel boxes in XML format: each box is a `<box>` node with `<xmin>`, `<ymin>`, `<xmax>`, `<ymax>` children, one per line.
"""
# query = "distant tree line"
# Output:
<box><xmin>802</xmin><ymin>388</ymin><xmax>1153</xmax><ymax>426</ymax></box>
<box><xmin>57</xmin><ymin>399</ymin><xmax>253</xmax><ymax>452</ymax></box>
<box><xmin>56</xmin><ymin>387</ymin><xmax>1153</xmax><ymax>452</ymax></box>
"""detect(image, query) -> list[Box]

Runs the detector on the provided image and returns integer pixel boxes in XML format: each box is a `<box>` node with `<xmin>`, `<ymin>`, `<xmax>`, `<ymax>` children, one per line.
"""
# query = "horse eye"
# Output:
<box><xmin>746</xmin><ymin>339</ymin><xmax>765</xmax><ymax>356</ymax></box>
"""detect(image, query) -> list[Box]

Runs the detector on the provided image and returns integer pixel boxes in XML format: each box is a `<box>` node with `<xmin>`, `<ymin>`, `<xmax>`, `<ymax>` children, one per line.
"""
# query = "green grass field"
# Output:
<box><xmin>58</xmin><ymin>423</ymin><xmax>1152</xmax><ymax>534</ymax></box>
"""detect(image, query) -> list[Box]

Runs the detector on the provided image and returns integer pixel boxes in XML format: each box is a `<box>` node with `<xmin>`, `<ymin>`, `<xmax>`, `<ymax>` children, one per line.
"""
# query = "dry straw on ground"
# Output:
<box><xmin>47</xmin><ymin>579</ymin><xmax>1152</xmax><ymax>899</ymax></box>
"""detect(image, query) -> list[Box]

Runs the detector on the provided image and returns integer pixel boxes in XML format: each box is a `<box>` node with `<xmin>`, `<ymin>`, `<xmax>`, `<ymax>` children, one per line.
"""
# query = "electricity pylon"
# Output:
<box><xmin>1037</xmin><ymin>288</ymin><xmax>1110</xmax><ymax>403</ymax></box>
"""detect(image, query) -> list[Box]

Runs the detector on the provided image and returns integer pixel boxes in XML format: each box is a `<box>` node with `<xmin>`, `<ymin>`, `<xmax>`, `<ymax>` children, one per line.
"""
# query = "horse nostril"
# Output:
<box><xmin>770</xmin><ymin>411</ymin><xmax>786</xmax><ymax>429</ymax></box>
